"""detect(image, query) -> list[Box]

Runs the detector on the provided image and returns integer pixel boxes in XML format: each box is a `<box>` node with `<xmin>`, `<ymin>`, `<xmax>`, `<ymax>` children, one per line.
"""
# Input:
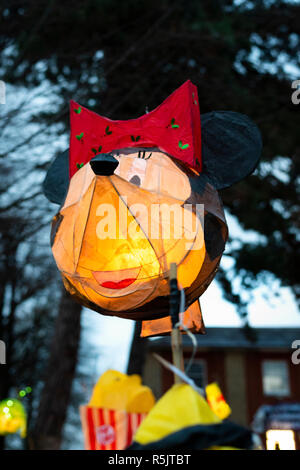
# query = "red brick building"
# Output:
<box><xmin>142</xmin><ymin>327</ymin><xmax>300</xmax><ymax>450</ymax></box>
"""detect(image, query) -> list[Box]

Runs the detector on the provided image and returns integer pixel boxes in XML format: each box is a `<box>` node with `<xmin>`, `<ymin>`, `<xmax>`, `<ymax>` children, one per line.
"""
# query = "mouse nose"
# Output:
<box><xmin>90</xmin><ymin>153</ymin><xmax>119</xmax><ymax>176</ymax></box>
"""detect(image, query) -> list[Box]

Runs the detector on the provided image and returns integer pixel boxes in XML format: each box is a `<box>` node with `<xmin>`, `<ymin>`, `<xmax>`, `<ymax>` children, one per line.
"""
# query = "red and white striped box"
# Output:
<box><xmin>80</xmin><ymin>406</ymin><xmax>147</xmax><ymax>450</ymax></box>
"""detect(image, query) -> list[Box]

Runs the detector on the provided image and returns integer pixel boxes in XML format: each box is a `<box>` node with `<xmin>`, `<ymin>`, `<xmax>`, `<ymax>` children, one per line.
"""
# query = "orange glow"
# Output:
<box><xmin>51</xmin><ymin>151</ymin><xmax>207</xmax><ymax>319</ymax></box>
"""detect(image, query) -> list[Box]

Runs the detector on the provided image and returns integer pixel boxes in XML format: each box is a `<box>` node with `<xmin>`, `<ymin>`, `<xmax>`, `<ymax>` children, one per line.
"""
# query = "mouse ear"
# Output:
<box><xmin>201</xmin><ymin>111</ymin><xmax>262</xmax><ymax>189</ymax></box>
<box><xmin>43</xmin><ymin>149</ymin><xmax>69</xmax><ymax>204</ymax></box>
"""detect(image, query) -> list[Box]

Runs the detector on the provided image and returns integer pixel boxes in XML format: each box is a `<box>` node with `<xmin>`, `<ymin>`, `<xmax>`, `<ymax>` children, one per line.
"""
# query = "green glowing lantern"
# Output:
<box><xmin>0</xmin><ymin>398</ymin><xmax>27</xmax><ymax>438</ymax></box>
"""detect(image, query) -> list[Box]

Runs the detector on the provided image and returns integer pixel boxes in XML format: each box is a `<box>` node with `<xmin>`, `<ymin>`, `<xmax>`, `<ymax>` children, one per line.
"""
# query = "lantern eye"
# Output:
<box><xmin>129</xmin><ymin>175</ymin><xmax>141</xmax><ymax>187</ymax></box>
<box><xmin>114</xmin><ymin>151</ymin><xmax>191</xmax><ymax>201</ymax></box>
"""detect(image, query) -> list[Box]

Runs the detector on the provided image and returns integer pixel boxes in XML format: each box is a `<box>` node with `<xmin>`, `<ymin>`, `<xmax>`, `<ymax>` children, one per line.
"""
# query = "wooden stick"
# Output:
<box><xmin>169</xmin><ymin>263</ymin><xmax>184</xmax><ymax>383</ymax></box>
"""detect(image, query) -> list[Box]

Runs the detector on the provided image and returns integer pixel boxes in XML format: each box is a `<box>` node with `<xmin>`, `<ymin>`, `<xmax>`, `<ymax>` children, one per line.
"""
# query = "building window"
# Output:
<box><xmin>262</xmin><ymin>360</ymin><xmax>290</xmax><ymax>397</ymax></box>
<box><xmin>266</xmin><ymin>430</ymin><xmax>296</xmax><ymax>450</ymax></box>
<box><xmin>185</xmin><ymin>359</ymin><xmax>207</xmax><ymax>389</ymax></box>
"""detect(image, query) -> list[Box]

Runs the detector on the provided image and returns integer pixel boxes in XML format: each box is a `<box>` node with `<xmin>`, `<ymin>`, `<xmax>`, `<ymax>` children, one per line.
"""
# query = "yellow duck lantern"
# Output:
<box><xmin>129</xmin><ymin>383</ymin><xmax>253</xmax><ymax>450</ymax></box>
<box><xmin>43</xmin><ymin>80</ymin><xmax>262</xmax><ymax>335</ymax></box>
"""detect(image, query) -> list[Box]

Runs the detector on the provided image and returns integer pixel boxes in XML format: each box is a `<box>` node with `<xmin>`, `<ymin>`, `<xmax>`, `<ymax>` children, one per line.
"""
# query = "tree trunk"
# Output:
<box><xmin>126</xmin><ymin>321</ymin><xmax>148</xmax><ymax>376</ymax></box>
<box><xmin>31</xmin><ymin>288</ymin><xmax>82</xmax><ymax>450</ymax></box>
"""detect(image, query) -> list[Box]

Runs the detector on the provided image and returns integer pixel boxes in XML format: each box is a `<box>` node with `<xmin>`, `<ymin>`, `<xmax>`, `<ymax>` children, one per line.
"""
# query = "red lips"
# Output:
<box><xmin>100</xmin><ymin>278</ymin><xmax>136</xmax><ymax>289</ymax></box>
<box><xmin>93</xmin><ymin>268</ymin><xmax>140</xmax><ymax>290</ymax></box>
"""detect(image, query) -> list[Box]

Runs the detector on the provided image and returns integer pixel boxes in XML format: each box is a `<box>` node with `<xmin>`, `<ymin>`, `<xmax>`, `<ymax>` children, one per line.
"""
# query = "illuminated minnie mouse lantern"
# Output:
<box><xmin>43</xmin><ymin>81</ymin><xmax>262</xmax><ymax>335</ymax></box>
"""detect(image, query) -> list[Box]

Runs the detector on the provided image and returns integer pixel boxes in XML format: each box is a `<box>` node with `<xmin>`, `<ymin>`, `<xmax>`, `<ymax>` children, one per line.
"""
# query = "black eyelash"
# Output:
<box><xmin>138</xmin><ymin>151</ymin><xmax>152</xmax><ymax>160</ymax></box>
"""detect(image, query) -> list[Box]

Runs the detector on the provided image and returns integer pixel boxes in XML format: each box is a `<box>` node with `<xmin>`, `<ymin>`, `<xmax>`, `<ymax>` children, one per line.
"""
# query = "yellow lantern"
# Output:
<box><xmin>80</xmin><ymin>370</ymin><xmax>155</xmax><ymax>450</ymax></box>
<box><xmin>205</xmin><ymin>382</ymin><xmax>231</xmax><ymax>420</ymax></box>
<box><xmin>88</xmin><ymin>369</ymin><xmax>155</xmax><ymax>413</ymax></box>
<box><xmin>0</xmin><ymin>398</ymin><xmax>27</xmax><ymax>438</ymax></box>
<box><xmin>130</xmin><ymin>384</ymin><xmax>252</xmax><ymax>450</ymax></box>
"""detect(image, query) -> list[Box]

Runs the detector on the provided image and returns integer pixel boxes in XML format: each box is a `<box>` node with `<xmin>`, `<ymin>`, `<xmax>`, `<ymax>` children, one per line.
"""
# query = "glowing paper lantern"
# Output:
<box><xmin>129</xmin><ymin>384</ymin><xmax>253</xmax><ymax>450</ymax></box>
<box><xmin>0</xmin><ymin>398</ymin><xmax>27</xmax><ymax>438</ymax></box>
<box><xmin>205</xmin><ymin>382</ymin><xmax>231</xmax><ymax>420</ymax></box>
<box><xmin>80</xmin><ymin>370</ymin><xmax>155</xmax><ymax>450</ymax></box>
<box><xmin>43</xmin><ymin>80</ymin><xmax>262</xmax><ymax>333</ymax></box>
<box><xmin>88</xmin><ymin>370</ymin><xmax>155</xmax><ymax>413</ymax></box>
